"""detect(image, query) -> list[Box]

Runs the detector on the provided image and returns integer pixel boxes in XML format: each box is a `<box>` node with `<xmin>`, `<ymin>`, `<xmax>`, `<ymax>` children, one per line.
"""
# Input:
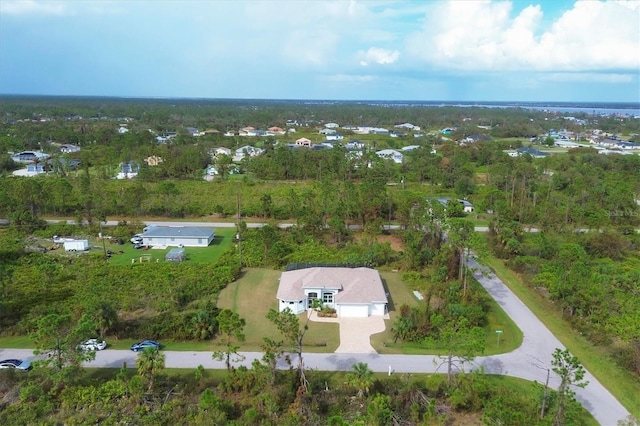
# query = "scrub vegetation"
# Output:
<box><xmin>0</xmin><ymin>97</ymin><xmax>638</xmax><ymax>423</ymax></box>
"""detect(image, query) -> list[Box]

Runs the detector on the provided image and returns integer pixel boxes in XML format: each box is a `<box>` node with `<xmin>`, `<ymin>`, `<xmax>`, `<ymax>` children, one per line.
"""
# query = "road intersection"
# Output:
<box><xmin>20</xmin><ymin>219</ymin><xmax>632</xmax><ymax>424</ymax></box>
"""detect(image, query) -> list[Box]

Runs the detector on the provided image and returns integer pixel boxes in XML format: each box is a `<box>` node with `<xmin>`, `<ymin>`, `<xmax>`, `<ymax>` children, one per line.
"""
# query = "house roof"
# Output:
<box><xmin>142</xmin><ymin>226</ymin><xmax>215</xmax><ymax>239</ymax></box>
<box><xmin>277</xmin><ymin>267</ymin><xmax>388</xmax><ymax>304</ymax></box>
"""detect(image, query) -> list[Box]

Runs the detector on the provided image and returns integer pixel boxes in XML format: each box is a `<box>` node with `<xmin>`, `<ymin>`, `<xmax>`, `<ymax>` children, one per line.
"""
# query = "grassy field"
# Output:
<box><xmin>484</xmin><ymin>255</ymin><xmax>640</xmax><ymax>418</ymax></box>
<box><xmin>93</xmin><ymin>227</ymin><xmax>236</xmax><ymax>265</ymax></box>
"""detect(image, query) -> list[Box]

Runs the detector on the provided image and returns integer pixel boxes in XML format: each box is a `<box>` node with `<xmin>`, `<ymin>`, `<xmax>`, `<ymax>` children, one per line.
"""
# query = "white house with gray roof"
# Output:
<box><xmin>276</xmin><ymin>267</ymin><xmax>388</xmax><ymax>317</ymax></box>
<box><xmin>142</xmin><ymin>226</ymin><xmax>215</xmax><ymax>247</ymax></box>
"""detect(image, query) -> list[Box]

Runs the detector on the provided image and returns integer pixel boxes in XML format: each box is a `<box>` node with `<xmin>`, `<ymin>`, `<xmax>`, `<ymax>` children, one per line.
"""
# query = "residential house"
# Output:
<box><xmin>116</xmin><ymin>162</ymin><xmax>140</xmax><ymax>179</ymax></box>
<box><xmin>516</xmin><ymin>147</ymin><xmax>549</xmax><ymax>158</ymax></box>
<box><xmin>319</xmin><ymin>128</ymin><xmax>337</xmax><ymax>135</ymax></box>
<box><xmin>210</xmin><ymin>147</ymin><xmax>232</xmax><ymax>158</ymax></box>
<box><xmin>186</xmin><ymin>127</ymin><xmax>204</xmax><ymax>137</ymax></box>
<box><xmin>268</xmin><ymin>126</ymin><xmax>286</xmax><ymax>134</ymax></box>
<box><xmin>376</xmin><ymin>149</ymin><xmax>404</xmax><ymax>164</ymax></box>
<box><xmin>401</xmin><ymin>145</ymin><xmax>421</xmax><ymax>152</ymax></box>
<box><xmin>432</xmin><ymin>197</ymin><xmax>474</xmax><ymax>213</ymax></box>
<box><xmin>11</xmin><ymin>151</ymin><xmax>50</xmax><ymax>163</ymax></box>
<box><xmin>325</xmin><ymin>133</ymin><xmax>344</xmax><ymax>141</ymax></box>
<box><xmin>395</xmin><ymin>123</ymin><xmax>421</xmax><ymax>131</ymax></box>
<box><xmin>346</xmin><ymin>140</ymin><xmax>365</xmax><ymax>151</ymax></box>
<box><xmin>239</xmin><ymin>127</ymin><xmax>257</xmax><ymax>137</ymax></box>
<box><xmin>142</xmin><ymin>226</ymin><xmax>215</xmax><ymax>247</ymax></box>
<box><xmin>117</xmin><ymin>126</ymin><xmax>129</xmax><ymax>134</ymax></box>
<box><xmin>324</xmin><ymin>122</ymin><xmax>340</xmax><ymax>128</ymax></box>
<box><xmin>276</xmin><ymin>266</ymin><xmax>388</xmax><ymax>317</ymax></box>
<box><xmin>234</xmin><ymin>145</ymin><xmax>264</xmax><ymax>161</ymax></box>
<box><xmin>295</xmin><ymin>137</ymin><xmax>312</xmax><ymax>147</ymax></box>
<box><xmin>60</xmin><ymin>144</ymin><xmax>81</xmax><ymax>153</ymax></box>
<box><xmin>224</xmin><ymin>130</ymin><xmax>236</xmax><ymax>137</ymax></box>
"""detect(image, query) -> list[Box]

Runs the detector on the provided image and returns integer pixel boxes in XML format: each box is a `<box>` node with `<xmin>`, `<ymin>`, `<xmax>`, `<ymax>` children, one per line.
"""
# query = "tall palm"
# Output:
<box><xmin>136</xmin><ymin>346</ymin><xmax>165</xmax><ymax>392</ymax></box>
<box><xmin>346</xmin><ymin>362</ymin><xmax>374</xmax><ymax>398</ymax></box>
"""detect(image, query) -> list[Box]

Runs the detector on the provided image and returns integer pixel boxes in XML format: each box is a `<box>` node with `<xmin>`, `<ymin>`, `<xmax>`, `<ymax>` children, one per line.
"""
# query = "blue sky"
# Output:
<box><xmin>1</xmin><ymin>0</ymin><xmax>638</xmax><ymax>102</ymax></box>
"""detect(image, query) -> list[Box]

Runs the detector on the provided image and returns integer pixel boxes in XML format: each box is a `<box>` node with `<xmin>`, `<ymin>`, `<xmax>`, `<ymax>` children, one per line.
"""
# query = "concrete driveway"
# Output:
<box><xmin>308</xmin><ymin>310</ymin><xmax>387</xmax><ymax>354</ymax></box>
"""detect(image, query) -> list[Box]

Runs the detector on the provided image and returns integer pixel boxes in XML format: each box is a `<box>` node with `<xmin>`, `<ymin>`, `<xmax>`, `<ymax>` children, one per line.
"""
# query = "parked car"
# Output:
<box><xmin>130</xmin><ymin>236</ymin><xmax>143</xmax><ymax>244</ymax></box>
<box><xmin>79</xmin><ymin>338</ymin><xmax>107</xmax><ymax>351</ymax></box>
<box><xmin>134</xmin><ymin>243</ymin><xmax>144</xmax><ymax>249</ymax></box>
<box><xmin>130</xmin><ymin>340</ymin><xmax>161</xmax><ymax>352</ymax></box>
<box><xmin>0</xmin><ymin>359</ymin><xmax>32</xmax><ymax>371</ymax></box>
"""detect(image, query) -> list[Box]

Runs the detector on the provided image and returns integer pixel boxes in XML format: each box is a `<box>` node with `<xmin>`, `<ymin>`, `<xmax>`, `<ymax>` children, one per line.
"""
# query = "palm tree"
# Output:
<box><xmin>136</xmin><ymin>346</ymin><xmax>165</xmax><ymax>392</ymax></box>
<box><xmin>346</xmin><ymin>362</ymin><xmax>374</xmax><ymax>398</ymax></box>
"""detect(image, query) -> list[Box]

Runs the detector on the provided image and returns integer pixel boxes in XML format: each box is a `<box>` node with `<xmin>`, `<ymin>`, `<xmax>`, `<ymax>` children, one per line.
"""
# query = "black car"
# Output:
<box><xmin>130</xmin><ymin>340</ymin><xmax>161</xmax><ymax>352</ymax></box>
<box><xmin>0</xmin><ymin>359</ymin><xmax>32</xmax><ymax>371</ymax></box>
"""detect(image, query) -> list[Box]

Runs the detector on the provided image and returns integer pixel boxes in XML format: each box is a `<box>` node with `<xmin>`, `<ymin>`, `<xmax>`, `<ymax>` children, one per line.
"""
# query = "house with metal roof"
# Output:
<box><xmin>142</xmin><ymin>226</ymin><xmax>215</xmax><ymax>247</ymax></box>
<box><xmin>276</xmin><ymin>267</ymin><xmax>388</xmax><ymax>318</ymax></box>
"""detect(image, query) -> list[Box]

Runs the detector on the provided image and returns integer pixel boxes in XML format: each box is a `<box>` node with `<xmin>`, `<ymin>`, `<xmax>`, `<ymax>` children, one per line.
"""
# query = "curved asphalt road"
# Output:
<box><xmin>26</xmin><ymin>220</ymin><xmax>634</xmax><ymax>423</ymax></box>
<box><xmin>1</xmin><ymin>255</ymin><xmax>630</xmax><ymax>424</ymax></box>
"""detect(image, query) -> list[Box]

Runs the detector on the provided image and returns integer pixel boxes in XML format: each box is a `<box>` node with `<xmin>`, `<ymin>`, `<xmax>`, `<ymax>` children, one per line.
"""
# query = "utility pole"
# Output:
<box><xmin>237</xmin><ymin>194</ymin><xmax>242</xmax><ymax>268</ymax></box>
<box><xmin>99</xmin><ymin>221</ymin><xmax>108</xmax><ymax>261</ymax></box>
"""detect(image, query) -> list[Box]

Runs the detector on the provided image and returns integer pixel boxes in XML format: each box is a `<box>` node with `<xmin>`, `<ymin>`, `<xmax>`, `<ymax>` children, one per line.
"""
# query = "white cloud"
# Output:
<box><xmin>539</xmin><ymin>73</ymin><xmax>634</xmax><ymax>83</ymax></box>
<box><xmin>0</xmin><ymin>0</ymin><xmax>67</xmax><ymax>15</ymax></box>
<box><xmin>359</xmin><ymin>47</ymin><xmax>400</xmax><ymax>66</ymax></box>
<box><xmin>322</xmin><ymin>74</ymin><xmax>376</xmax><ymax>83</ymax></box>
<box><xmin>405</xmin><ymin>0</ymin><xmax>640</xmax><ymax>72</ymax></box>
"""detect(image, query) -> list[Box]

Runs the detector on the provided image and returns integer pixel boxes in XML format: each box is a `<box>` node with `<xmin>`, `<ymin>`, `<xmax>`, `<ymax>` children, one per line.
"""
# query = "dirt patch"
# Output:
<box><xmin>353</xmin><ymin>232</ymin><xmax>404</xmax><ymax>251</ymax></box>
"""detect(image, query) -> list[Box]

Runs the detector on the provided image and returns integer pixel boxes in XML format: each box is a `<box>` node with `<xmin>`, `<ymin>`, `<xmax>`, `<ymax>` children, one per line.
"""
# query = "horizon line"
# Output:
<box><xmin>0</xmin><ymin>93</ymin><xmax>639</xmax><ymax>107</ymax></box>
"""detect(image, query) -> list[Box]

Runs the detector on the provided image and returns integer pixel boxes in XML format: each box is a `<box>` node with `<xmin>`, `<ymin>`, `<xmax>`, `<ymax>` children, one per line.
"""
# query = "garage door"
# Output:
<box><xmin>370</xmin><ymin>303</ymin><xmax>386</xmax><ymax>316</ymax></box>
<box><xmin>338</xmin><ymin>304</ymin><xmax>369</xmax><ymax>318</ymax></box>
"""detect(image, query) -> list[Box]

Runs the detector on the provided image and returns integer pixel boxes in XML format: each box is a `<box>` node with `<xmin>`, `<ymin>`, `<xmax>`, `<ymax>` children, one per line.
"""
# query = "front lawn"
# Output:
<box><xmin>216</xmin><ymin>268</ymin><xmax>340</xmax><ymax>352</ymax></box>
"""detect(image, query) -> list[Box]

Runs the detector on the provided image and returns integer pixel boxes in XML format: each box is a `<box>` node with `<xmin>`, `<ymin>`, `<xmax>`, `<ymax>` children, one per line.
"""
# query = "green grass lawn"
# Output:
<box><xmin>102</xmin><ymin>228</ymin><xmax>235</xmax><ymax>265</ymax></box>
<box><xmin>216</xmin><ymin>268</ymin><xmax>340</xmax><ymax>352</ymax></box>
<box><xmin>484</xmin><ymin>255</ymin><xmax>640</xmax><ymax>418</ymax></box>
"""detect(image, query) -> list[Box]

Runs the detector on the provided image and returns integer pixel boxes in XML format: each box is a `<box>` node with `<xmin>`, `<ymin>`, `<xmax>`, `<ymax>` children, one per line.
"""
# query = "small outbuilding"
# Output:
<box><xmin>142</xmin><ymin>226</ymin><xmax>215</xmax><ymax>247</ymax></box>
<box><xmin>165</xmin><ymin>248</ymin><xmax>187</xmax><ymax>262</ymax></box>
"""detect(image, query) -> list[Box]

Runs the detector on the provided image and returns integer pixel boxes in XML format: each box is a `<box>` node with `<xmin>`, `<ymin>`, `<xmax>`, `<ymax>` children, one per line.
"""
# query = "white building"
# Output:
<box><xmin>376</xmin><ymin>149</ymin><xmax>404</xmax><ymax>164</ymax></box>
<box><xmin>142</xmin><ymin>226</ymin><xmax>215</xmax><ymax>247</ymax></box>
<box><xmin>276</xmin><ymin>267</ymin><xmax>388</xmax><ymax>317</ymax></box>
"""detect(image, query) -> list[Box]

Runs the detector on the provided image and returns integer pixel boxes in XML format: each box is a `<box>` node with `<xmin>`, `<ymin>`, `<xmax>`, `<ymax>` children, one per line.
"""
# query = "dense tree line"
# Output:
<box><xmin>0</xmin><ymin>356</ymin><xmax>595</xmax><ymax>425</ymax></box>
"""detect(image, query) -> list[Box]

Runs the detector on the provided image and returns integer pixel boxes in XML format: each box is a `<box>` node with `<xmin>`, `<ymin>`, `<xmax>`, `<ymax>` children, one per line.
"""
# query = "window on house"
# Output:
<box><xmin>308</xmin><ymin>292</ymin><xmax>318</xmax><ymax>299</ymax></box>
<box><xmin>323</xmin><ymin>293</ymin><xmax>333</xmax><ymax>303</ymax></box>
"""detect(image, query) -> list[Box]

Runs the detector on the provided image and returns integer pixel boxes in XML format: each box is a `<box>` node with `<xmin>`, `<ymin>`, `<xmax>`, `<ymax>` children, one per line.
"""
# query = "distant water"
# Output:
<box><xmin>354</xmin><ymin>101</ymin><xmax>640</xmax><ymax>117</ymax></box>
<box><xmin>2</xmin><ymin>95</ymin><xmax>639</xmax><ymax>116</ymax></box>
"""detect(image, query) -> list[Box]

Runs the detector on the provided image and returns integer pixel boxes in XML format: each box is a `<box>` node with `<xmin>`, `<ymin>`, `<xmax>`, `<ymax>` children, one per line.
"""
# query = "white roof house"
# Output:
<box><xmin>142</xmin><ymin>226</ymin><xmax>215</xmax><ymax>247</ymax></box>
<box><xmin>432</xmin><ymin>197</ymin><xmax>474</xmax><ymax>213</ymax></box>
<box><xmin>376</xmin><ymin>149</ymin><xmax>404</xmax><ymax>164</ymax></box>
<box><xmin>276</xmin><ymin>267</ymin><xmax>388</xmax><ymax>318</ymax></box>
<box><xmin>11</xmin><ymin>151</ymin><xmax>50</xmax><ymax>163</ymax></box>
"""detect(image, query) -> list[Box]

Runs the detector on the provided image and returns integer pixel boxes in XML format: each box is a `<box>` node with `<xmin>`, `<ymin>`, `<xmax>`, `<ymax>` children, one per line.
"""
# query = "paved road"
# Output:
<box><xmin>46</xmin><ymin>219</ymin><xmax>640</xmax><ymax>234</ymax></box>
<box><xmin>2</xmin><ymin>255</ymin><xmax>630</xmax><ymax>425</ymax></box>
<box><xmin>465</xmin><ymin>255</ymin><xmax>630</xmax><ymax>425</ymax></box>
<box><xmin>34</xmin><ymin>218</ymin><xmax>635</xmax><ymax>423</ymax></box>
